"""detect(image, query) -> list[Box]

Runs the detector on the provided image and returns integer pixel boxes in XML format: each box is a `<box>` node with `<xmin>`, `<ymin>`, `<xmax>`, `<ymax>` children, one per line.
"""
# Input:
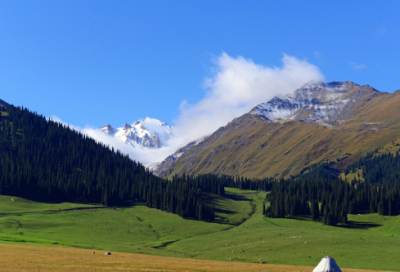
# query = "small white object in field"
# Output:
<box><xmin>305</xmin><ymin>242</ymin><xmax>307</xmax><ymax>244</ymax></box>
<box><xmin>11</xmin><ymin>199</ymin><xmax>14</xmax><ymax>201</ymax></box>
<box><xmin>105</xmin><ymin>252</ymin><xmax>111</xmax><ymax>255</ymax></box>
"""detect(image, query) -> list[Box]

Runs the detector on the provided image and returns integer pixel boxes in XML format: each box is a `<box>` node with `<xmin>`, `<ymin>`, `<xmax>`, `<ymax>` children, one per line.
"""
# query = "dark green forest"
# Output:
<box><xmin>223</xmin><ymin>175</ymin><xmax>275</xmax><ymax>191</ymax></box>
<box><xmin>0</xmin><ymin>105</ymin><xmax>224</xmax><ymax>221</ymax></box>
<box><xmin>264</xmin><ymin>177</ymin><xmax>400</xmax><ymax>225</ymax></box>
<box><xmin>345</xmin><ymin>149</ymin><xmax>400</xmax><ymax>184</ymax></box>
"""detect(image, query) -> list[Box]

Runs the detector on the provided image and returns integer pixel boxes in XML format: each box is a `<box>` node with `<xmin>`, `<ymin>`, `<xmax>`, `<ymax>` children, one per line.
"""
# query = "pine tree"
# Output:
<box><xmin>263</xmin><ymin>203</ymin><xmax>266</xmax><ymax>216</ymax></box>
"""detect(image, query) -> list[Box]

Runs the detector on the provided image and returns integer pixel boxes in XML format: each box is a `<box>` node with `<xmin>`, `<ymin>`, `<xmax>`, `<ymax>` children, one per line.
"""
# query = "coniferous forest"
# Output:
<box><xmin>2</xmin><ymin>105</ymin><xmax>400</xmax><ymax>226</ymax></box>
<box><xmin>0</xmin><ymin>105</ymin><xmax>223</xmax><ymax>221</ymax></box>
<box><xmin>264</xmin><ymin>177</ymin><xmax>400</xmax><ymax>225</ymax></box>
<box><xmin>345</xmin><ymin>150</ymin><xmax>400</xmax><ymax>184</ymax></box>
<box><xmin>223</xmin><ymin>175</ymin><xmax>275</xmax><ymax>191</ymax></box>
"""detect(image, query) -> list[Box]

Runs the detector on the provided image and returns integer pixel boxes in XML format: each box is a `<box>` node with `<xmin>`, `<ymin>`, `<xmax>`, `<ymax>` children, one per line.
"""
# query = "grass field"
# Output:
<box><xmin>1</xmin><ymin>243</ymin><xmax>394</xmax><ymax>272</ymax></box>
<box><xmin>1</xmin><ymin>188</ymin><xmax>400</xmax><ymax>271</ymax></box>
<box><xmin>0</xmin><ymin>195</ymin><xmax>102</xmax><ymax>214</ymax></box>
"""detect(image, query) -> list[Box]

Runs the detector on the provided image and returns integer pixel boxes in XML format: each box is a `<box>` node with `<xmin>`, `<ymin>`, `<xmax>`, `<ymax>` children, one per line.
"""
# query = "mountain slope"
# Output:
<box><xmin>160</xmin><ymin>82</ymin><xmax>400</xmax><ymax>178</ymax></box>
<box><xmin>100</xmin><ymin>117</ymin><xmax>172</xmax><ymax>148</ymax></box>
<box><xmin>0</xmin><ymin>105</ymin><xmax>219</xmax><ymax>221</ymax></box>
<box><xmin>0</xmin><ymin>99</ymin><xmax>9</xmax><ymax>108</ymax></box>
<box><xmin>149</xmin><ymin>137</ymin><xmax>206</xmax><ymax>176</ymax></box>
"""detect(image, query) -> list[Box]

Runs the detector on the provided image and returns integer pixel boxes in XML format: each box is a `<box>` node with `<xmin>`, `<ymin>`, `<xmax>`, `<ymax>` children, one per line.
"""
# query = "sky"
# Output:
<box><xmin>1</xmin><ymin>1</ymin><xmax>400</xmax><ymax>164</ymax></box>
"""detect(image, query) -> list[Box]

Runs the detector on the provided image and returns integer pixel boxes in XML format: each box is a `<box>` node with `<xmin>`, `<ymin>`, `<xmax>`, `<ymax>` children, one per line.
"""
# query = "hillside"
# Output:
<box><xmin>0</xmin><ymin>105</ymin><xmax>220</xmax><ymax>221</ymax></box>
<box><xmin>160</xmin><ymin>82</ymin><xmax>400</xmax><ymax>178</ymax></box>
<box><xmin>0</xmin><ymin>98</ymin><xmax>8</xmax><ymax>108</ymax></box>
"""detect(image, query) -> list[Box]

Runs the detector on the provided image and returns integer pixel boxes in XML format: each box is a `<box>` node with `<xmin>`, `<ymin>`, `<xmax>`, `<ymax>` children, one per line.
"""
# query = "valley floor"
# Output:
<box><xmin>0</xmin><ymin>189</ymin><xmax>400</xmax><ymax>271</ymax></box>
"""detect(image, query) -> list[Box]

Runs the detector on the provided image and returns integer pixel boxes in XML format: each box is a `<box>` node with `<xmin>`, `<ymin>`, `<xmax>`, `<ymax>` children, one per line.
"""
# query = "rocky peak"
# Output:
<box><xmin>100</xmin><ymin>124</ymin><xmax>116</xmax><ymax>135</ymax></box>
<box><xmin>251</xmin><ymin>81</ymin><xmax>380</xmax><ymax>124</ymax></box>
<box><xmin>122</xmin><ymin>123</ymin><xmax>132</xmax><ymax>130</ymax></box>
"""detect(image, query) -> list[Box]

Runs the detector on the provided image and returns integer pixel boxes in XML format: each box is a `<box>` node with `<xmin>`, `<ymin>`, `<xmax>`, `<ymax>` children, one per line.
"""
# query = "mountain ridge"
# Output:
<box><xmin>250</xmin><ymin>81</ymin><xmax>382</xmax><ymax>123</ymax></box>
<box><xmin>0</xmin><ymin>99</ymin><xmax>9</xmax><ymax>108</ymax></box>
<box><xmin>157</xmin><ymin>81</ymin><xmax>400</xmax><ymax>179</ymax></box>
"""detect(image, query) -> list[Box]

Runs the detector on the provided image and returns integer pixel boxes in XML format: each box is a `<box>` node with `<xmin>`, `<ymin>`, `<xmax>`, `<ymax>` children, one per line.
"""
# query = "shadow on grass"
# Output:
<box><xmin>266</xmin><ymin>216</ymin><xmax>381</xmax><ymax>229</ymax></box>
<box><xmin>0</xmin><ymin>193</ymin><xmax>106</xmax><ymax>207</ymax></box>
<box><xmin>214</xmin><ymin>208</ymin><xmax>235</xmax><ymax>215</ymax></box>
<box><xmin>297</xmin><ymin>216</ymin><xmax>382</xmax><ymax>229</ymax></box>
<box><xmin>339</xmin><ymin>220</ymin><xmax>381</xmax><ymax>229</ymax></box>
<box><xmin>202</xmin><ymin>192</ymin><xmax>254</xmax><ymax>225</ymax></box>
<box><xmin>225</xmin><ymin>194</ymin><xmax>251</xmax><ymax>202</ymax></box>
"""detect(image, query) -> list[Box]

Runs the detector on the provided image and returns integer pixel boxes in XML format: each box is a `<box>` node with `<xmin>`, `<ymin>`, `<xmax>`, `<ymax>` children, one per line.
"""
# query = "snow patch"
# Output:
<box><xmin>251</xmin><ymin>81</ymin><xmax>358</xmax><ymax>123</ymax></box>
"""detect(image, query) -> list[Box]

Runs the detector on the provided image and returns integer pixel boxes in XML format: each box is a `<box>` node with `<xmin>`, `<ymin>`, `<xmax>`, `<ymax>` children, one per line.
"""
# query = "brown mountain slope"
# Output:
<box><xmin>161</xmin><ymin>85</ymin><xmax>400</xmax><ymax>179</ymax></box>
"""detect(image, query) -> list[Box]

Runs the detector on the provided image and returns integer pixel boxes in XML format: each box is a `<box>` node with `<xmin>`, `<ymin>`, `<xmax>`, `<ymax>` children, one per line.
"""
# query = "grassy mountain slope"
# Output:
<box><xmin>162</xmin><ymin>88</ymin><xmax>400</xmax><ymax>179</ymax></box>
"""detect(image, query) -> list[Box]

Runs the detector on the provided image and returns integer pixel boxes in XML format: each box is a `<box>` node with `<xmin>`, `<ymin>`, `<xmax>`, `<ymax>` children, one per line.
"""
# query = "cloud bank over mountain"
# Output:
<box><xmin>173</xmin><ymin>53</ymin><xmax>324</xmax><ymax>144</ymax></box>
<box><xmin>55</xmin><ymin>53</ymin><xmax>324</xmax><ymax>165</ymax></box>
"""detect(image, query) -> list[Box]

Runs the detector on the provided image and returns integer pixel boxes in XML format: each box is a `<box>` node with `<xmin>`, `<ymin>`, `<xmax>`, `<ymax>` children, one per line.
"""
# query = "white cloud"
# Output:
<box><xmin>49</xmin><ymin>116</ymin><xmax>178</xmax><ymax>165</ymax></box>
<box><xmin>52</xmin><ymin>53</ymin><xmax>324</xmax><ymax>165</ymax></box>
<box><xmin>349</xmin><ymin>62</ymin><xmax>367</xmax><ymax>71</ymax></box>
<box><xmin>172</xmin><ymin>53</ymin><xmax>324</xmax><ymax>144</ymax></box>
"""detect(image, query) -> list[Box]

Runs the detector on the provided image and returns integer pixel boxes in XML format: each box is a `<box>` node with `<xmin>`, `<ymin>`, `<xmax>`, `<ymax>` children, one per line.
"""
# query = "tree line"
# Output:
<box><xmin>345</xmin><ymin>149</ymin><xmax>400</xmax><ymax>184</ymax></box>
<box><xmin>223</xmin><ymin>175</ymin><xmax>275</xmax><ymax>191</ymax></box>
<box><xmin>264</xmin><ymin>177</ymin><xmax>400</xmax><ymax>225</ymax></box>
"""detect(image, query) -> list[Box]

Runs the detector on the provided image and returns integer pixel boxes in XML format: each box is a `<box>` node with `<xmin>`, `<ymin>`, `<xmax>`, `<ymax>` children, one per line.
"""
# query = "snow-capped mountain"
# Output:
<box><xmin>251</xmin><ymin>81</ymin><xmax>380</xmax><ymax>123</ymax></box>
<box><xmin>100</xmin><ymin>117</ymin><xmax>172</xmax><ymax>148</ymax></box>
<box><xmin>100</xmin><ymin>124</ymin><xmax>116</xmax><ymax>135</ymax></box>
<box><xmin>154</xmin><ymin>81</ymin><xmax>390</xmax><ymax>178</ymax></box>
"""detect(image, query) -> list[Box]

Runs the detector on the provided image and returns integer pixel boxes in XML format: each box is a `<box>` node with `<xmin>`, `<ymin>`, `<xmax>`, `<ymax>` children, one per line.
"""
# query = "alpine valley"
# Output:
<box><xmin>2</xmin><ymin>81</ymin><xmax>400</xmax><ymax>271</ymax></box>
<box><xmin>155</xmin><ymin>81</ymin><xmax>400</xmax><ymax>179</ymax></box>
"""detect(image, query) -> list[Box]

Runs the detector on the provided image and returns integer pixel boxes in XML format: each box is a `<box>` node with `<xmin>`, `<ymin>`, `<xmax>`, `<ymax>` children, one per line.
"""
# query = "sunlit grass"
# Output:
<box><xmin>1</xmin><ymin>190</ymin><xmax>400</xmax><ymax>270</ymax></box>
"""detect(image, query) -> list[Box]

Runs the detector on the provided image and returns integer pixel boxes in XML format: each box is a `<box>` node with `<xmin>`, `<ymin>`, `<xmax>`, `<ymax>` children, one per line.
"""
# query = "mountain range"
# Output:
<box><xmin>100</xmin><ymin>117</ymin><xmax>172</xmax><ymax>148</ymax></box>
<box><xmin>155</xmin><ymin>81</ymin><xmax>400</xmax><ymax>178</ymax></box>
<box><xmin>4</xmin><ymin>80</ymin><xmax>400</xmax><ymax>180</ymax></box>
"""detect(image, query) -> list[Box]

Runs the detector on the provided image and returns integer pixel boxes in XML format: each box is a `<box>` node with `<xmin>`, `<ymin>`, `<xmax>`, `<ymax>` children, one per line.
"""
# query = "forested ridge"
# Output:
<box><xmin>345</xmin><ymin>149</ymin><xmax>400</xmax><ymax>184</ymax></box>
<box><xmin>0</xmin><ymin>105</ymin><xmax>223</xmax><ymax>221</ymax></box>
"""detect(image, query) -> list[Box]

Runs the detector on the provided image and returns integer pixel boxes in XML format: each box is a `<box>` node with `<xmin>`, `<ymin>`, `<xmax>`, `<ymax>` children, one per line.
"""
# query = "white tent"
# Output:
<box><xmin>313</xmin><ymin>256</ymin><xmax>342</xmax><ymax>272</ymax></box>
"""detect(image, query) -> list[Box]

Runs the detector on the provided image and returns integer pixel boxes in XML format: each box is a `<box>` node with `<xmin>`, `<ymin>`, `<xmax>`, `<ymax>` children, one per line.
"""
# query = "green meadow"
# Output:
<box><xmin>0</xmin><ymin>188</ymin><xmax>399</xmax><ymax>271</ymax></box>
<box><xmin>0</xmin><ymin>195</ymin><xmax>102</xmax><ymax>214</ymax></box>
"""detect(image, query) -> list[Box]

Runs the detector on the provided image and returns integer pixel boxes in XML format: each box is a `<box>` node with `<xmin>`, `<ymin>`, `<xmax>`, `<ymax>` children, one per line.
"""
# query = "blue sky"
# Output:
<box><xmin>1</xmin><ymin>1</ymin><xmax>399</xmax><ymax>129</ymax></box>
